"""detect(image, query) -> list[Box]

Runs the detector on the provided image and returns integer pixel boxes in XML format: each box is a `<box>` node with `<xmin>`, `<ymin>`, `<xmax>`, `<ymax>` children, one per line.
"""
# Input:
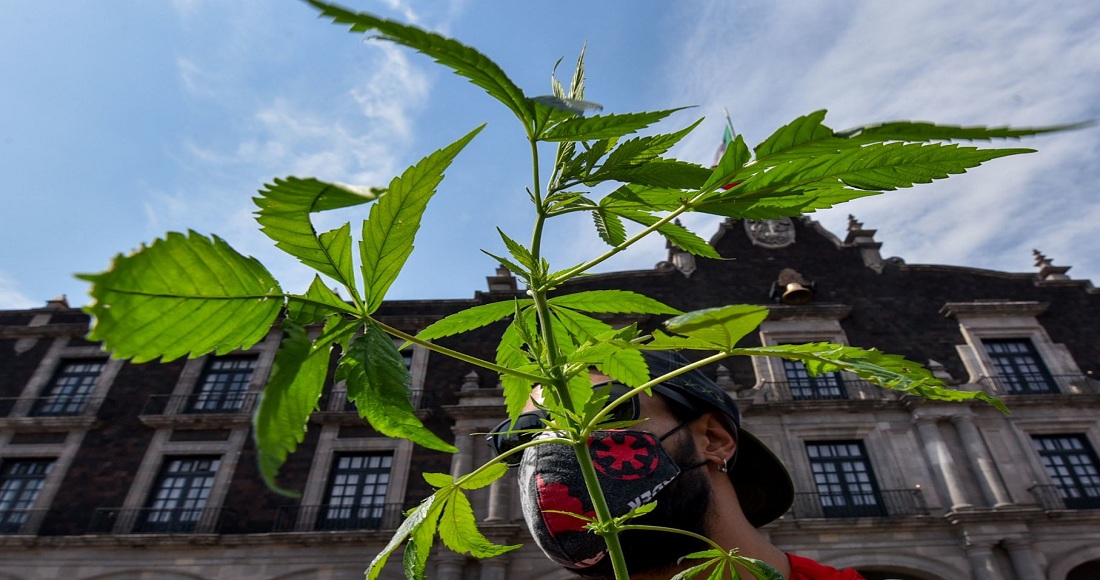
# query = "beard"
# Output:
<box><xmin>572</xmin><ymin>432</ymin><xmax>712</xmax><ymax>579</ymax></box>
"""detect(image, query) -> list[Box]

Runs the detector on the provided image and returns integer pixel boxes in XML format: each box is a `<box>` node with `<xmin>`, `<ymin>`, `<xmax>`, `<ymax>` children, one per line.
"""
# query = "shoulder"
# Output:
<box><xmin>786</xmin><ymin>553</ymin><xmax>866</xmax><ymax>580</ymax></box>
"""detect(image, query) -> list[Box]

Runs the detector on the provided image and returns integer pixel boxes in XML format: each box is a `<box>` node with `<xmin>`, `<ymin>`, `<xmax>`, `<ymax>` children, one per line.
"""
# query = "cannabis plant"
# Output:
<box><xmin>78</xmin><ymin>2</ymin><xmax>1073</xmax><ymax>578</ymax></box>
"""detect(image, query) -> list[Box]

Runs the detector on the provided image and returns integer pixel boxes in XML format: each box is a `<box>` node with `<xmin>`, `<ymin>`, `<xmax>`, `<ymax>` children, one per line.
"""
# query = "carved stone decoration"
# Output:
<box><xmin>744</xmin><ymin>217</ymin><xmax>795</xmax><ymax>249</ymax></box>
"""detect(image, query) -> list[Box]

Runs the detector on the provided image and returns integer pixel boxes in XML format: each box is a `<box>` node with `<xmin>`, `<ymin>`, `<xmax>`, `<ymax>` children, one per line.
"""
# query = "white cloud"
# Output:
<box><xmin>0</xmin><ymin>272</ymin><xmax>39</xmax><ymax>310</ymax></box>
<box><xmin>662</xmin><ymin>0</ymin><xmax>1100</xmax><ymax>282</ymax></box>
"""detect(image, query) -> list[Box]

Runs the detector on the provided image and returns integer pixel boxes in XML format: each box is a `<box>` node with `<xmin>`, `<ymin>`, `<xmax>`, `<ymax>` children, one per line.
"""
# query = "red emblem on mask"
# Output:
<box><xmin>589</xmin><ymin>431</ymin><xmax>660</xmax><ymax>481</ymax></box>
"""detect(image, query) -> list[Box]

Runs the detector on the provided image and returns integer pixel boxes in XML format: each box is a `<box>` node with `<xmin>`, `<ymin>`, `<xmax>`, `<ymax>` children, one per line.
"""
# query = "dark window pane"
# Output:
<box><xmin>32</xmin><ymin>360</ymin><xmax>104</xmax><ymax>416</ymax></box>
<box><xmin>189</xmin><ymin>356</ymin><xmax>256</xmax><ymax>413</ymax></box>
<box><xmin>141</xmin><ymin>456</ymin><xmax>220</xmax><ymax>532</ymax></box>
<box><xmin>783</xmin><ymin>359</ymin><xmax>846</xmax><ymax>400</ymax></box>
<box><xmin>320</xmin><ymin>452</ymin><xmax>393</xmax><ymax>530</ymax></box>
<box><xmin>1033</xmin><ymin>435</ymin><xmax>1100</xmax><ymax>509</ymax></box>
<box><xmin>0</xmin><ymin>459</ymin><xmax>53</xmax><ymax>533</ymax></box>
<box><xmin>806</xmin><ymin>441</ymin><xmax>884</xmax><ymax>517</ymax></box>
<box><xmin>984</xmin><ymin>339</ymin><xmax>1056</xmax><ymax>394</ymax></box>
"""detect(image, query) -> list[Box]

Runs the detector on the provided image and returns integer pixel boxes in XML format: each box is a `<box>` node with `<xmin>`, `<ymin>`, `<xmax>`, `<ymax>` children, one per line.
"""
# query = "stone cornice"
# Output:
<box><xmin>940</xmin><ymin>300</ymin><xmax>1048</xmax><ymax>319</ymax></box>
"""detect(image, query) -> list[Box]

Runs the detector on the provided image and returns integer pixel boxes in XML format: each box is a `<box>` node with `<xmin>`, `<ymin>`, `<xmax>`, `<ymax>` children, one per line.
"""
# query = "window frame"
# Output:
<box><xmin>318</xmin><ymin>452</ymin><xmax>395</xmax><ymax>530</ymax></box>
<box><xmin>805</xmin><ymin>440</ymin><xmax>886</xmax><ymax>517</ymax></box>
<box><xmin>1032</xmin><ymin>434</ymin><xmax>1100</xmax><ymax>509</ymax></box>
<box><xmin>0</xmin><ymin>458</ymin><xmax>54</xmax><ymax>534</ymax></box>
<box><xmin>139</xmin><ymin>455</ymin><xmax>222</xmax><ymax>533</ymax></box>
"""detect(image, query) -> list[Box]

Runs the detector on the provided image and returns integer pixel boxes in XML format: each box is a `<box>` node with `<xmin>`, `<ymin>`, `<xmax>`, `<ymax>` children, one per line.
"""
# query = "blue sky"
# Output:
<box><xmin>2</xmin><ymin>0</ymin><xmax>1098</xmax><ymax>310</ymax></box>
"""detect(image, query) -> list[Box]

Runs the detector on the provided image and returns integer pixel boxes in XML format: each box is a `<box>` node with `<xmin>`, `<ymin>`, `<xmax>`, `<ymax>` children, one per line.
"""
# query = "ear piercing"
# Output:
<box><xmin>719</xmin><ymin>457</ymin><xmax>729</xmax><ymax>473</ymax></box>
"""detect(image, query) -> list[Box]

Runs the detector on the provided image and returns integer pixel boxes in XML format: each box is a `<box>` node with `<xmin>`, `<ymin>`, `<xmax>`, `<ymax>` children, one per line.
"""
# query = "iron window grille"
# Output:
<box><xmin>806</xmin><ymin>441</ymin><xmax>885</xmax><ymax>517</ymax></box>
<box><xmin>188</xmin><ymin>356</ymin><xmax>256</xmax><ymax>413</ymax></box>
<box><xmin>1032</xmin><ymin>435</ymin><xmax>1100</xmax><ymax>509</ymax></box>
<box><xmin>141</xmin><ymin>456</ymin><xmax>221</xmax><ymax>532</ymax></box>
<box><xmin>983</xmin><ymin>339</ymin><xmax>1057</xmax><ymax>394</ymax></box>
<box><xmin>31</xmin><ymin>360</ymin><xmax>104</xmax><ymax>416</ymax></box>
<box><xmin>319</xmin><ymin>453</ymin><xmax>393</xmax><ymax>530</ymax></box>
<box><xmin>0</xmin><ymin>459</ymin><xmax>53</xmax><ymax>534</ymax></box>
<box><xmin>783</xmin><ymin>359</ymin><xmax>847</xmax><ymax>400</ymax></box>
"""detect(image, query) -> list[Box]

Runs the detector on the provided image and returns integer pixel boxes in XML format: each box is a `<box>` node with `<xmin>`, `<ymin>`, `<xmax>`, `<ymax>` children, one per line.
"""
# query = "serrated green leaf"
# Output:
<box><xmin>551</xmin><ymin>307</ymin><xmax>615</xmax><ymax>343</ymax></box>
<box><xmin>664</xmin><ymin>305</ymin><xmax>769</xmax><ymax>351</ymax></box>
<box><xmin>671</xmin><ymin>557</ymin><xmax>724</xmax><ymax>580</ymax></box>
<box><xmin>602</xmin><ymin>184</ymin><xmax>691</xmax><ymax>212</ymax></box>
<box><xmin>254</xmin><ymin>177</ymin><xmax>378</xmax><ymax>299</ymax></box>
<box><xmin>645</xmin><ymin>329</ymin><xmax>725</xmax><ymax>351</ymax></box>
<box><xmin>550</xmin><ymin>290</ymin><xmax>681</xmax><ymax>315</ymax></box>
<box><xmin>361</xmin><ymin>126</ymin><xmax>483</xmax><ymax>313</ymax></box>
<box><xmin>339</xmin><ymin>324</ymin><xmax>458</xmax><ymax>452</ymax></box>
<box><xmin>594</xmin><ymin>346</ymin><xmax>648</xmax><ymax>388</ymax></box>
<box><xmin>592</xmin><ymin>208</ymin><xmax>627</xmax><ymax>246</ymax></box>
<box><xmin>496</xmin><ymin>228</ymin><xmax>537</xmax><ymax>273</ymax></box>
<box><xmin>591</xmin><ymin>159</ymin><xmax>712</xmax><ymax>189</ymax></box>
<box><xmin>416</xmin><ymin>299</ymin><xmax>531</xmax><ymax>342</ymax></box>
<box><xmin>735</xmin><ymin>343</ymin><xmax>1007</xmax><ymax>413</ymax></box>
<box><xmin>78</xmin><ymin>231</ymin><xmax>283</xmax><ymax>363</ymax></box>
<box><xmin>367</xmin><ymin>495</ymin><xmax>440</xmax><ymax>580</ymax></box>
<box><xmin>734</xmin><ymin>556</ymin><xmax>784</xmax><ymax>580</ymax></box>
<box><xmin>438</xmin><ymin>490</ymin><xmax>520</xmax><ymax>558</ymax></box>
<box><xmin>614</xmin><ymin>209</ymin><xmax>721</xmax><ymax>259</ymax></box>
<box><xmin>603</xmin><ymin>119</ymin><xmax>704</xmax><ymax>169</ymax></box>
<box><xmin>837</xmin><ymin>119</ymin><xmax>1090</xmax><ymax>142</ymax></box>
<box><xmin>703</xmin><ymin>133</ymin><xmax>751</xmax><ymax>190</ymax></box>
<box><xmin>309</xmin><ymin>1</ymin><xmax>533</xmax><ymax>126</ymax></box>
<box><xmin>285</xmin><ymin>275</ymin><xmax>356</xmax><ymax>326</ymax></box>
<box><xmin>254</xmin><ymin>321</ymin><xmax>338</xmax><ymax>496</ymax></box>
<box><xmin>423</xmin><ymin>472</ymin><xmax>454</xmax><ymax>488</ymax></box>
<box><xmin>497</xmin><ymin>320</ymin><xmax>536</xmax><ymax>421</ymax></box>
<box><xmin>459</xmin><ymin>463</ymin><xmax>508</xmax><ymax>490</ymax></box>
<box><xmin>542</xmin><ymin>108</ymin><xmax>685</xmax><ymax>142</ymax></box>
<box><xmin>754</xmin><ymin>109</ymin><xmax>834</xmax><ymax>159</ymax></box>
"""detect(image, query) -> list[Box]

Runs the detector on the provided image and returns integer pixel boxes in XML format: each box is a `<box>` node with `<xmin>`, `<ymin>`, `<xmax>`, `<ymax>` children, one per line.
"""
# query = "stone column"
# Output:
<box><xmin>451</xmin><ymin>431</ymin><xmax>475</xmax><ymax>479</ymax></box>
<box><xmin>950</xmin><ymin>415</ymin><xmax>1012</xmax><ymax>507</ymax></box>
<box><xmin>965</xmin><ymin>544</ymin><xmax>999</xmax><ymax>580</ymax></box>
<box><xmin>1004</xmin><ymin>538</ymin><xmax>1044</xmax><ymax>580</ymax></box>
<box><xmin>914</xmin><ymin>415</ymin><xmax>972</xmax><ymax>510</ymax></box>
<box><xmin>486</xmin><ymin>470</ymin><xmax>513</xmax><ymax>521</ymax></box>
<box><xmin>480</xmin><ymin>558</ymin><xmax>509</xmax><ymax>580</ymax></box>
<box><xmin>437</xmin><ymin>558</ymin><xmax>465</xmax><ymax>580</ymax></box>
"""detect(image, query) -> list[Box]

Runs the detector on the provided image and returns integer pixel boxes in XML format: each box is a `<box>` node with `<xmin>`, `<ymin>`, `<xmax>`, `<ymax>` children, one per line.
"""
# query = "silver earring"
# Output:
<box><xmin>719</xmin><ymin>458</ymin><xmax>729</xmax><ymax>473</ymax></box>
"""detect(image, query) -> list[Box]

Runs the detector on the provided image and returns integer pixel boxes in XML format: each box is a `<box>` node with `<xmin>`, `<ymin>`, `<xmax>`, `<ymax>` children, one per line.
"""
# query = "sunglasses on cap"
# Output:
<box><xmin>485</xmin><ymin>381</ymin><xmax>704</xmax><ymax>467</ymax></box>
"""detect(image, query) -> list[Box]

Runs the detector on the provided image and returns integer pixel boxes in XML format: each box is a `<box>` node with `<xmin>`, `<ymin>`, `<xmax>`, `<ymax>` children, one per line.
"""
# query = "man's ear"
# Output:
<box><xmin>697</xmin><ymin>411</ymin><xmax>737</xmax><ymax>465</ymax></box>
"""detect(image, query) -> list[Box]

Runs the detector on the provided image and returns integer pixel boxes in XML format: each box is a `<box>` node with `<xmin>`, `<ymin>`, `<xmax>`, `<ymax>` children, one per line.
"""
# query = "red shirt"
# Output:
<box><xmin>787</xmin><ymin>553</ymin><xmax>866</xmax><ymax>579</ymax></box>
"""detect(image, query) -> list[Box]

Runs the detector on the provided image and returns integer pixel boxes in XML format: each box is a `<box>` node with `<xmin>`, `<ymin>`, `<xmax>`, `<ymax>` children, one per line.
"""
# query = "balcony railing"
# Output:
<box><xmin>0</xmin><ymin>508</ymin><xmax>51</xmax><ymax>535</ymax></box>
<box><xmin>977</xmin><ymin>374</ymin><xmax>1099</xmax><ymax>396</ymax></box>
<box><xmin>272</xmin><ymin>503</ymin><xmax>405</xmax><ymax>532</ymax></box>
<box><xmin>761</xmin><ymin>379</ymin><xmax>886</xmax><ymax>402</ymax></box>
<box><xmin>141</xmin><ymin>392</ymin><xmax>260</xmax><ymax>416</ymax></box>
<box><xmin>1029</xmin><ymin>484</ymin><xmax>1100</xmax><ymax>510</ymax></box>
<box><xmin>0</xmin><ymin>396</ymin><xmax>104</xmax><ymax>418</ymax></box>
<box><xmin>319</xmin><ymin>390</ymin><xmax>433</xmax><ymax>413</ymax></box>
<box><xmin>88</xmin><ymin>506</ymin><xmax>225</xmax><ymax>534</ymax></box>
<box><xmin>791</xmin><ymin>488</ymin><xmax>928</xmax><ymax>519</ymax></box>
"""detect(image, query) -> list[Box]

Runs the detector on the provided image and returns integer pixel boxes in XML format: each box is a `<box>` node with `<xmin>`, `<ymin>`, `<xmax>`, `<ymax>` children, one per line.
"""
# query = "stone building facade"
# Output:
<box><xmin>1</xmin><ymin>216</ymin><xmax>1098</xmax><ymax>579</ymax></box>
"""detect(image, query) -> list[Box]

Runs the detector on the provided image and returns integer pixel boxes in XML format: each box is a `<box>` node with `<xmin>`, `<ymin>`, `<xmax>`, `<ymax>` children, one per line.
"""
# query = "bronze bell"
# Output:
<box><xmin>775</xmin><ymin>268</ymin><xmax>814</xmax><ymax>305</ymax></box>
<box><xmin>781</xmin><ymin>282</ymin><xmax>814</xmax><ymax>305</ymax></box>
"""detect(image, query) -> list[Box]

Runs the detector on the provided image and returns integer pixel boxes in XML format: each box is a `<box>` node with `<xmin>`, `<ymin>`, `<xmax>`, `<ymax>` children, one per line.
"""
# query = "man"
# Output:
<box><xmin>488</xmin><ymin>350</ymin><xmax>865</xmax><ymax>579</ymax></box>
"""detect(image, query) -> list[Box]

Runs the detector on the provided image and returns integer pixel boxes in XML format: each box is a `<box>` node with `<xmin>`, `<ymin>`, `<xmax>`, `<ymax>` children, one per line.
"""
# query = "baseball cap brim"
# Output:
<box><xmin>730</xmin><ymin>427</ymin><xmax>794</xmax><ymax>527</ymax></box>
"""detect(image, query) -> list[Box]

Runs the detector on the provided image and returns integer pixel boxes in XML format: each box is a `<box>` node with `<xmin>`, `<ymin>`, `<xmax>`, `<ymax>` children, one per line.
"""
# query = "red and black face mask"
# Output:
<box><xmin>517</xmin><ymin>423</ymin><xmax>703</xmax><ymax>570</ymax></box>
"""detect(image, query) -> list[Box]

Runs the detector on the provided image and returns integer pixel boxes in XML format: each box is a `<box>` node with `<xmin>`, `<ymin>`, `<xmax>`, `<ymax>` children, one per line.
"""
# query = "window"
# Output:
<box><xmin>783</xmin><ymin>359</ymin><xmax>846</xmax><ymax>400</ymax></box>
<box><xmin>32</xmin><ymin>360</ymin><xmax>103</xmax><ymax>416</ymax></box>
<box><xmin>189</xmin><ymin>356</ymin><xmax>256</xmax><ymax>413</ymax></box>
<box><xmin>320</xmin><ymin>453</ymin><xmax>393</xmax><ymax>530</ymax></box>
<box><xmin>984</xmin><ymin>339</ymin><xmax>1056</xmax><ymax>394</ymax></box>
<box><xmin>141</xmin><ymin>456</ymin><xmax>220</xmax><ymax>532</ymax></box>
<box><xmin>0</xmin><ymin>459</ymin><xmax>53</xmax><ymax>533</ymax></box>
<box><xmin>1033</xmin><ymin>435</ymin><xmax>1100</xmax><ymax>509</ymax></box>
<box><xmin>806</xmin><ymin>441</ymin><xmax>884</xmax><ymax>517</ymax></box>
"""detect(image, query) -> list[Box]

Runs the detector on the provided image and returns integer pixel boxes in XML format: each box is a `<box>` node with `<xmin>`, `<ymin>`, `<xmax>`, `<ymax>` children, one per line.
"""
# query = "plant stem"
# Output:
<box><xmin>573</xmin><ymin>439</ymin><xmax>631</xmax><ymax>579</ymax></box>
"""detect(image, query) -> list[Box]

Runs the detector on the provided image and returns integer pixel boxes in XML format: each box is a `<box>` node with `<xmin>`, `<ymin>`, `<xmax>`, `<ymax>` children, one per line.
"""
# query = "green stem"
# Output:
<box><xmin>574</xmin><ymin>439</ymin><xmax>631</xmax><ymax>579</ymax></box>
<box><xmin>373</xmin><ymin>319</ymin><xmax>547</xmax><ymax>384</ymax></box>
<box><xmin>617</xmin><ymin>524</ymin><xmax>725</xmax><ymax>553</ymax></box>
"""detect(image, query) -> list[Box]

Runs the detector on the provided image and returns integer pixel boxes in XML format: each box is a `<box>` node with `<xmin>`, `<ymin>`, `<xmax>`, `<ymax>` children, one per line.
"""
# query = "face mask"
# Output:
<box><xmin>517</xmin><ymin>424</ymin><xmax>704</xmax><ymax>570</ymax></box>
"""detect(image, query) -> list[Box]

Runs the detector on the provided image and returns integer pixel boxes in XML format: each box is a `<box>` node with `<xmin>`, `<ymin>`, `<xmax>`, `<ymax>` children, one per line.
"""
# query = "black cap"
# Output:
<box><xmin>641</xmin><ymin>350</ymin><xmax>794</xmax><ymax>527</ymax></box>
